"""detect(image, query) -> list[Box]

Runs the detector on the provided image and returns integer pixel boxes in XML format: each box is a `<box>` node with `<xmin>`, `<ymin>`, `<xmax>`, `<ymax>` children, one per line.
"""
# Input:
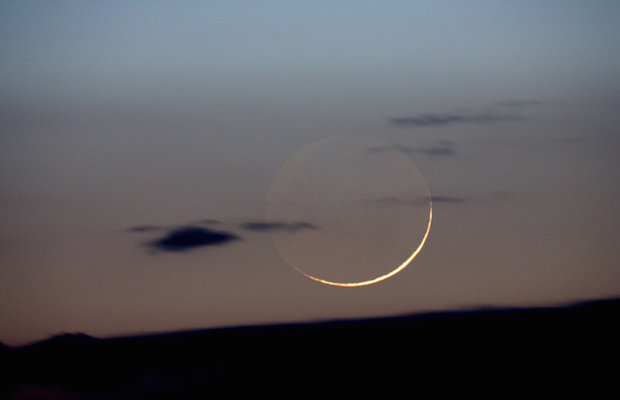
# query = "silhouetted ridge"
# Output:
<box><xmin>4</xmin><ymin>298</ymin><xmax>619</xmax><ymax>397</ymax></box>
<box><xmin>21</xmin><ymin>332</ymin><xmax>97</xmax><ymax>351</ymax></box>
<box><xmin>0</xmin><ymin>341</ymin><xmax>9</xmax><ymax>352</ymax></box>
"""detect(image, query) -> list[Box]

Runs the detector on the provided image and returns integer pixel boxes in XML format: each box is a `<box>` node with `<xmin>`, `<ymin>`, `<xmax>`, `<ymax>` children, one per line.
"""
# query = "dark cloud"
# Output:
<box><xmin>369</xmin><ymin>141</ymin><xmax>456</xmax><ymax>157</ymax></box>
<box><xmin>240</xmin><ymin>221</ymin><xmax>317</xmax><ymax>232</ymax></box>
<box><xmin>497</xmin><ymin>100</ymin><xmax>542</xmax><ymax>108</ymax></box>
<box><xmin>389</xmin><ymin>113</ymin><xmax>519</xmax><ymax>128</ymax></box>
<box><xmin>127</xmin><ymin>225</ymin><xmax>162</xmax><ymax>233</ymax></box>
<box><xmin>148</xmin><ymin>226</ymin><xmax>239</xmax><ymax>252</ymax></box>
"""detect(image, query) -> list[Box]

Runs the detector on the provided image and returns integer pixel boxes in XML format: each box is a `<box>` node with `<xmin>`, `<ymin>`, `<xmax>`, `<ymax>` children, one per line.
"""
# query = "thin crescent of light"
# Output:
<box><xmin>293</xmin><ymin>196</ymin><xmax>433</xmax><ymax>287</ymax></box>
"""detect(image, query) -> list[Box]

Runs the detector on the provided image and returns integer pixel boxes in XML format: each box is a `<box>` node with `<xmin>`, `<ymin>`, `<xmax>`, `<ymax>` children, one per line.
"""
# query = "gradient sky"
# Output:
<box><xmin>1</xmin><ymin>1</ymin><xmax>619</xmax><ymax>346</ymax></box>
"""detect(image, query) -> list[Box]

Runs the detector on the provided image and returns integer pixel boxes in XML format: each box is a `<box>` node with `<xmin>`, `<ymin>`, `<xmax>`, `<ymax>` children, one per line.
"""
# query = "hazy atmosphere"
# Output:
<box><xmin>1</xmin><ymin>1</ymin><xmax>619</xmax><ymax>346</ymax></box>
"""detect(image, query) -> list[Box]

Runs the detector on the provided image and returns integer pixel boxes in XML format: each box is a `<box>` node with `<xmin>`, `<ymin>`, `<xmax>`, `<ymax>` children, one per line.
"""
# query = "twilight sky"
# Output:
<box><xmin>1</xmin><ymin>1</ymin><xmax>619</xmax><ymax>346</ymax></box>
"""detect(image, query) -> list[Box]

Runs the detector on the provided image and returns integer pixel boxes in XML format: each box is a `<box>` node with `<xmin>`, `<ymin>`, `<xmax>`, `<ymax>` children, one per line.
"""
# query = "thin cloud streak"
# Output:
<box><xmin>368</xmin><ymin>141</ymin><xmax>456</xmax><ymax>157</ymax></box>
<box><xmin>240</xmin><ymin>221</ymin><xmax>317</xmax><ymax>232</ymax></box>
<box><xmin>195</xmin><ymin>219</ymin><xmax>222</xmax><ymax>225</ymax></box>
<box><xmin>497</xmin><ymin>100</ymin><xmax>543</xmax><ymax>108</ymax></box>
<box><xmin>127</xmin><ymin>225</ymin><xmax>162</xmax><ymax>233</ymax></box>
<box><xmin>366</xmin><ymin>197</ymin><xmax>432</xmax><ymax>207</ymax></box>
<box><xmin>367</xmin><ymin>191</ymin><xmax>513</xmax><ymax>207</ymax></box>
<box><xmin>431</xmin><ymin>196</ymin><xmax>467</xmax><ymax>203</ymax></box>
<box><xmin>389</xmin><ymin>113</ymin><xmax>520</xmax><ymax>128</ymax></box>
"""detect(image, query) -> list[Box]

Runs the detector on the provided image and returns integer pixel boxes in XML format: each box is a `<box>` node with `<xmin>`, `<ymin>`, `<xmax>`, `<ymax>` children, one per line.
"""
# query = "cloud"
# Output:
<box><xmin>431</xmin><ymin>196</ymin><xmax>466</xmax><ymax>203</ymax></box>
<box><xmin>195</xmin><ymin>219</ymin><xmax>222</xmax><ymax>225</ymax></box>
<box><xmin>497</xmin><ymin>100</ymin><xmax>542</xmax><ymax>108</ymax></box>
<box><xmin>417</xmin><ymin>145</ymin><xmax>456</xmax><ymax>157</ymax></box>
<box><xmin>148</xmin><ymin>226</ymin><xmax>239</xmax><ymax>252</ymax></box>
<box><xmin>367</xmin><ymin>191</ymin><xmax>512</xmax><ymax>207</ymax></box>
<box><xmin>377</xmin><ymin>195</ymin><xmax>465</xmax><ymax>205</ymax></box>
<box><xmin>127</xmin><ymin>225</ymin><xmax>162</xmax><ymax>233</ymax></box>
<box><xmin>240</xmin><ymin>221</ymin><xmax>317</xmax><ymax>232</ymax></box>
<box><xmin>389</xmin><ymin>113</ymin><xmax>519</xmax><ymax>128</ymax></box>
<box><xmin>369</xmin><ymin>141</ymin><xmax>456</xmax><ymax>157</ymax></box>
<box><xmin>366</xmin><ymin>197</ymin><xmax>430</xmax><ymax>207</ymax></box>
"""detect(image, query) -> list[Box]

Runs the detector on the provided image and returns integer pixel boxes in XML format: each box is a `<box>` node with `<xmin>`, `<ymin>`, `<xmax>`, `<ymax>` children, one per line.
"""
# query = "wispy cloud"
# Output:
<box><xmin>389</xmin><ymin>113</ymin><xmax>519</xmax><ymax>128</ymax></box>
<box><xmin>367</xmin><ymin>191</ymin><xmax>513</xmax><ymax>207</ymax></box>
<box><xmin>240</xmin><ymin>221</ymin><xmax>317</xmax><ymax>232</ymax></box>
<box><xmin>367</xmin><ymin>195</ymin><xmax>463</xmax><ymax>206</ymax></box>
<box><xmin>195</xmin><ymin>219</ymin><xmax>222</xmax><ymax>225</ymax></box>
<box><xmin>431</xmin><ymin>196</ymin><xmax>467</xmax><ymax>203</ymax></box>
<box><xmin>497</xmin><ymin>100</ymin><xmax>542</xmax><ymax>108</ymax></box>
<box><xmin>366</xmin><ymin>197</ymin><xmax>429</xmax><ymax>207</ymax></box>
<box><xmin>368</xmin><ymin>141</ymin><xmax>456</xmax><ymax>157</ymax></box>
<box><xmin>129</xmin><ymin>218</ymin><xmax>317</xmax><ymax>253</ymax></box>
<box><xmin>126</xmin><ymin>225</ymin><xmax>162</xmax><ymax>233</ymax></box>
<box><xmin>148</xmin><ymin>226</ymin><xmax>239</xmax><ymax>253</ymax></box>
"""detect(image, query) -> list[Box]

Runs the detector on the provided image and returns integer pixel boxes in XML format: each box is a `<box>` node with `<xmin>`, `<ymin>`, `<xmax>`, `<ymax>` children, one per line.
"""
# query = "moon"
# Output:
<box><xmin>291</xmin><ymin>202</ymin><xmax>432</xmax><ymax>287</ymax></box>
<box><xmin>266</xmin><ymin>135</ymin><xmax>432</xmax><ymax>287</ymax></box>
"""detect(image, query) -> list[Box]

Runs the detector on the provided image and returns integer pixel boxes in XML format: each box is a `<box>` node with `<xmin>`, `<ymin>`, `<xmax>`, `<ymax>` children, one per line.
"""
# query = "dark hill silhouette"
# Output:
<box><xmin>17</xmin><ymin>333</ymin><xmax>97</xmax><ymax>353</ymax></box>
<box><xmin>3</xmin><ymin>298</ymin><xmax>619</xmax><ymax>398</ymax></box>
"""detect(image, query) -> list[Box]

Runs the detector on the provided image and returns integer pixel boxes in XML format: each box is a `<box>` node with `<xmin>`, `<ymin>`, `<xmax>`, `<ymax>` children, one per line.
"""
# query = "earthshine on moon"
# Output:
<box><xmin>266</xmin><ymin>135</ymin><xmax>432</xmax><ymax>287</ymax></box>
<box><xmin>293</xmin><ymin>198</ymin><xmax>432</xmax><ymax>287</ymax></box>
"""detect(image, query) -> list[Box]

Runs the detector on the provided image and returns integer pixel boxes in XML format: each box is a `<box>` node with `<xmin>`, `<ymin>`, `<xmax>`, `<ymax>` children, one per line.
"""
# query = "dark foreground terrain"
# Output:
<box><xmin>2</xmin><ymin>298</ymin><xmax>619</xmax><ymax>398</ymax></box>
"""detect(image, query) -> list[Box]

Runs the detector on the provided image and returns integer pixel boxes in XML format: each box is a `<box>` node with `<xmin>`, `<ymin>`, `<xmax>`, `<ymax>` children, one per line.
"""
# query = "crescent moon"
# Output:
<box><xmin>293</xmin><ymin>195</ymin><xmax>433</xmax><ymax>287</ymax></box>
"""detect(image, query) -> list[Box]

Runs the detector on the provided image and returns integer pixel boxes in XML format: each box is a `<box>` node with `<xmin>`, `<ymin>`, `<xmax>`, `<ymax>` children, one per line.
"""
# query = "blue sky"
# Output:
<box><xmin>2</xmin><ymin>1</ymin><xmax>618</xmax><ymax>105</ymax></box>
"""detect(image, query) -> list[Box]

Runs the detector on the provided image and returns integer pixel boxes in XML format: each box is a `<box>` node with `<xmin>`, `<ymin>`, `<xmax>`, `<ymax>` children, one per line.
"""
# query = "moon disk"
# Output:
<box><xmin>266</xmin><ymin>135</ymin><xmax>432</xmax><ymax>287</ymax></box>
